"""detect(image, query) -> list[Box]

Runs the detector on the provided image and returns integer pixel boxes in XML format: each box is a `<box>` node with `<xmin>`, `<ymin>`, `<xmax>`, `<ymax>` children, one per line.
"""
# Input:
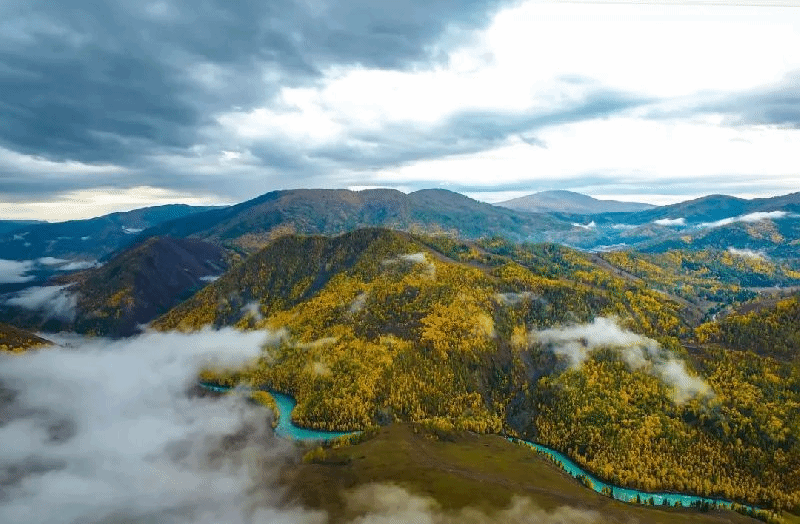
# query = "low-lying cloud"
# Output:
<box><xmin>699</xmin><ymin>210</ymin><xmax>793</xmax><ymax>229</ymax></box>
<box><xmin>495</xmin><ymin>291</ymin><xmax>540</xmax><ymax>306</ymax></box>
<box><xmin>0</xmin><ymin>258</ymin><xmax>99</xmax><ymax>286</ymax></box>
<box><xmin>0</xmin><ymin>328</ymin><xmax>320</xmax><ymax>524</ymax></box>
<box><xmin>728</xmin><ymin>247</ymin><xmax>768</xmax><ymax>261</ymax></box>
<box><xmin>4</xmin><ymin>285</ymin><xmax>78</xmax><ymax>322</ymax></box>
<box><xmin>346</xmin><ymin>483</ymin><xmax>603</xmax><ymax>524</ymax></box>
<box><xmin>383</xmin><ymin>252</ymin><xmax>436</xmax><ymax>278</ymax></box>
<box><xmin>0</xmin><ymin>259</ymin><xmax>35</xmax><ymax>284</ymax></box>
<box><xmin>532</xmin><ymin>317</ymin><xmax>712</xmax><ymax>404</ymax></box>
<box><xmin>0</xmin><ymin>328</ymin><xmax>609</xmax><ymax>524</ymax></box>
<box><xmin>38</xmin><ymin>257</ymin><xmax>100</xmax><ymax>271</ymax></box>
<box><xmin>653</xmin><ymin>217</ymin><xmax>686</xmax><ymax>226</ymax></box>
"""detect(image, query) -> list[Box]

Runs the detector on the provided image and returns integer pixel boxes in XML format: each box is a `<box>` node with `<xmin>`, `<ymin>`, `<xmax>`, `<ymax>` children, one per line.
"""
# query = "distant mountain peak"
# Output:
<box><xmin>496</xmin><ymin>191</ymin><xmax>655</xmax><ymax>215</ymax></box>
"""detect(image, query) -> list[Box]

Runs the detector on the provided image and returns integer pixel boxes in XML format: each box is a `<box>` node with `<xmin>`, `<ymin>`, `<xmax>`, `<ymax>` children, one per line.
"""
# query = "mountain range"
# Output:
<box><xmin>3</xmin><ymin>188</ymin><xmax>800</xmax><ymax>516</ymax></box>
<box><xmin>0</xmin><ymin>204</ymin><xmax>220</xmax><ymax>262</ymax></box>
<box><xmin>3</xmin><ymin>189</ymin><xmax>800</xmax><ymax>263</ymax></box>
<box><xmin>140</xmin><ymin>188</ymin><xmax>570</xmax><ymax>254</ymax></box>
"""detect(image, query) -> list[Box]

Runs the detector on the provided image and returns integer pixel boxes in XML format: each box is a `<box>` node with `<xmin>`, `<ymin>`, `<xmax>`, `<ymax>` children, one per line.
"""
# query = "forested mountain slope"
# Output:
<box><xmin>696</xmin><ymin>294</ymin><xmax>800</xmax><ymax>363</ymax></box>
<box><xmin>0</xmin><ymin>322</ymin><xmax>51</xmax><ymax>352</ymax></box>
<box><xmin>1</xmin><ymin>237</ymin><xmax>230</xmax><ymax>337</ymax></box>
<box><xmin>155</xmin><ymin>228</ymin><xmax>800</xmax><ymax>512</ymax></box>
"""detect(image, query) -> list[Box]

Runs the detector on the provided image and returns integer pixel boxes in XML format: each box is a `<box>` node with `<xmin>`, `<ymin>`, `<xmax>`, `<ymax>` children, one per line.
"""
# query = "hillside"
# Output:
<box><xmin>141</xmin><ymin>188</ymin><xmax>571</xmax><ymax>253</ymax></box>
<box><xmin>696</xmin><ymin>294</ymin><xmax>800</xmax><ymax>363</ymax></box>
<box><xmin>1</xmin><ymin>236</ymin><xmax>230</xmax><ymax>337</ymax></box>
<box><xmin>594</xmin><ymin>192</ymin><xmax>800</xmax><ymax>226</ymax></box>
<box><xmin>155</xmin><ymin>228</ymin><xmax>799</xmax><ymax>512</ymax></box>
<box><xmin>497</xmin><ymin>190</ymin><xmax>655</xmax><ymax>214</ymax></box>
<box><xmin>0</xmin><ymin>220</ymin><xmax>43</xmax><ymax>236</ymax></box>
<box><xmin>543</xmin><ymin>192</ymin><xmax>800</xmax><ymax>258</ymax></box>
<box><xmin>0</xmin><ymin>322</ymin><xmax>51</xmax><ymax>352</ymax></box>
<box><xmin>0</xmin><ymin>204</ymin><xmax>219</xmax><ymax>262</ymax></box>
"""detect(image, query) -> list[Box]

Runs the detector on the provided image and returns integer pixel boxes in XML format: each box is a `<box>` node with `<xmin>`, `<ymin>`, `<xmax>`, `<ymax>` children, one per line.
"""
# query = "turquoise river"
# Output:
<box><xmin>199</xmin><ymin>382</ymin><xmax>761</xmax><ymax>514</ymax></box>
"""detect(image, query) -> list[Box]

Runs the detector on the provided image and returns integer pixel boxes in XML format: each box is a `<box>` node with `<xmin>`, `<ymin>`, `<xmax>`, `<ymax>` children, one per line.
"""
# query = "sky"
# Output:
<box><xmin>1</xmin><ymin>0</ymin><xmax>799</xmax><ymax>221</ymax></box>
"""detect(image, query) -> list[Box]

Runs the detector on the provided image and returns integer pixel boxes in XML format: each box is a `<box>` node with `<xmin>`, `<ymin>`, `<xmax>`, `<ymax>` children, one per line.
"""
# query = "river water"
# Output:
<box><xmin>199</xmin><ymin>383</ymin><xmax>760</xmax><ymax>514</ymax></box>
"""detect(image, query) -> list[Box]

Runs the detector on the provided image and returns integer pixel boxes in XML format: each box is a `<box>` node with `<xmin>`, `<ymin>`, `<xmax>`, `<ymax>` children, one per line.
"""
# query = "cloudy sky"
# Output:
<box><xmin>1</xmin><ymin>0</ymin><xmax>799</xmax><ymax>220</ymax></box>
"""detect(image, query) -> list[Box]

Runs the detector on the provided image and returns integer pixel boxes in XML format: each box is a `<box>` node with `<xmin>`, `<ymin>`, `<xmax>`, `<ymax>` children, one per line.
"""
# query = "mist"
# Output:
<box><xmin>532</xmin><ymin>317</ymin><xmax>712</xmax><ymax>403</ymax></box>
<box><xmin>728</xmin><ymin>247</ymin><xmax>768</xmax><ymax>261</ymax></box>
<box><xmin>700</xmin><ymin>210</ymin><xmax>793</xmax><ymax>229</ymax></box>
<box><xmin>0</xmin><ymin>259</ymin><xmax>35</xmax><ymax>284</ymax></box>
<box><xmin>382</xmin><ymin>252</ymin><xmax>436</xmax><ymax>278</ymax></box>
<box><xmin>653</xmin><ymin>217</ymin><xmax>686</xmax><ymax>226</ymax></box>
<box><xmin>4</xmin><ymin>285</ymin><xmax>78</xmax><ymax>321</ymax></box>
<box><xmin>1</xmin><ymin>328</ymin><xmax>612</xmax><ymax>523</ymax></box>
<box><xmin>0</xmin><ymin>328</ymin><xmax>320</xmax><ymax>524</ymax></box>
<box><xmin>345</xmin><ymin>484</ymin><xmax>604</xmax><ymax>524</ymax></box>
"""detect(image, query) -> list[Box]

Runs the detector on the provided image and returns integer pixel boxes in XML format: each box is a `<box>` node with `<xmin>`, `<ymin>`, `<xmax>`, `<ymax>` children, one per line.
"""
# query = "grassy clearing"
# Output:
<box><xmin>280</xmin><ymin>423</ymin><xmax>763</xmax><ymax>523</ymax></box>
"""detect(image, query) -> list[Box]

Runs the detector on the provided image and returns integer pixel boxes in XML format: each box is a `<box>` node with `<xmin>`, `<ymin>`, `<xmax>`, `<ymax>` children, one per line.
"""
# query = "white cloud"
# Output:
<box><xmin>34</xmin><ymin>257</ymin><xmax>99</xmax><ymax>271</ymax></box>
<box><xmin>700</xmin><ymin>210</ymin><xmax>793</xmax><ymax>228</ymax></box>
<box><xmin>383</xmin><ymin>252</ymin><xmax>436</xmax><ymax>278</ymax></box>
<box><xmin>240</xmin><ymin>301</ymin><xmax>264</xmax><ymax>322</ymax></box>
<box><xmin>59</xmin><ymin>260</ymin><xmax>99</xmax><ymax>271</ymax></box>
<box><xmin>654</xmin><ymin>217</ymin><xmax>687</xmax><ymax>226</ymax></box>
<box><xmin>0</xmin><ymin>259</ymin><xmax>34</xmax><ymax>284</ymax></box>
<box><xmin>728</xmin><ymin>247</ymin><xmax>768</xmax><ymax>261</ymax></box>
<box><xmin>532</xmin><ymin>317</ymin><xmax>712</xmax><ymax>403</ymax></box>
<box><xmin>219</xmin><ymin>2</ymin><xmax>800</xmax><ymax>146</ymax></box>
<box><xmin>495</xmin><ymin>292</ymin><xmax>540</xmax><ymax>306</ymax></box>
<box><xmin>4</xmin><ymin>285</ymin><xmax>77</xmax><ymax>321</ymax></box>
<box><xmin>370</xmin><ymin>118</ymin><xmax>800</xmax><ymax>196</ymax></box>
<box><xmin>205</xmin><ymin>1</ymin><xmax>800</xmax><ymax>205</ymax></box>
<box><xmin>0</xmin><ymin>328</ymin><xmax>320</xmax><ymax>524</ymax></box>
<box><xmin>36</xmin><ymin>257</ymin><xmax>68</xmax><ymax>265</ymax></box>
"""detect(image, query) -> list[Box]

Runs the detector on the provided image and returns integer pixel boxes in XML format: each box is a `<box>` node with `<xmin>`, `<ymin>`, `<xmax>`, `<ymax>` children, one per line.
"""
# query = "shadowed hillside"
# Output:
<box><xmin>1</xmin><ymin>237</ymin><xmax>230</xmax><ymax>337</ymax></box>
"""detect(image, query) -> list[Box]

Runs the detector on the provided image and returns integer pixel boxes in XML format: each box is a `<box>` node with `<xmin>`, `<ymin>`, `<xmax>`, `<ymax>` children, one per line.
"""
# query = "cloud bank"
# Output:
<box><xmin>0</xmin><ymin>259</ymin><xmax>34</xmax><ymax>284</ymax></box>
<box><xmin>1</xmin><ymin>327</ymin><xmax>610</xmax><ymax>524</ymax></box>
<box><xmin>4</xmin><ymin>285</ymin><xmax>77</xmax><ymax>322</ymax></box>
<box><xmin>699</xmin><ymin>210</ymin><xmax>793</xmax><ymax>229</ymax></box>
<box><xmin>532</xmin><ymin>317</ymin><xmax>712</xmax><ymax>404</ymax></box>
<box><xmin>0</xmin><ymin>328</ymin><xmax>317</xmax><ymax>524</ymax></box>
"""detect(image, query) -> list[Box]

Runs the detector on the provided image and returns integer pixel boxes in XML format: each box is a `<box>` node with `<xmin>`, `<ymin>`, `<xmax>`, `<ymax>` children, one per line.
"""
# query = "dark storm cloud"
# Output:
<box><xmin>0</xmin><ymin>0</ymin><xmax>504</xmax><ymax>166</ymax></box>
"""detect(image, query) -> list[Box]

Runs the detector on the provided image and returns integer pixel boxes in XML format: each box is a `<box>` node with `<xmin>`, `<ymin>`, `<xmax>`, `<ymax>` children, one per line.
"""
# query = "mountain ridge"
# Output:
<box><xmin>140</xmin><ymin>188</ymin><xmax>571</xmax><ymax>254</ymax></box>
<box><xmin>497</xmin><ymin>190</ymin><xmax>655</xmax><ymax>214</ymax></box>
<box><xmin>0</xmin><ymin>204</ymin><xmax>221</xmax><ymax>262</ymax></box>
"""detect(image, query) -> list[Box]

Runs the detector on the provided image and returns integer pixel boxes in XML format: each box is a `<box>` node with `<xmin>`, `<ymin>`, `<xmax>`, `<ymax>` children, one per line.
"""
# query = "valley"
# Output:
<box><xmin>2</xmin><ymin>189</ymin><xmax>800</xmax><ymax>523</ymax></box>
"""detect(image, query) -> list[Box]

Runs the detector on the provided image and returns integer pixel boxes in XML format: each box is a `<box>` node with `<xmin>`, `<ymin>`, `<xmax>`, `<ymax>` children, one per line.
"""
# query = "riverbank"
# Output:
<box><xmin>199</xmin><ymin>383</ymin><xmax>775</xmax><ymax>521</ymax></box>
<box><xmin>282</xmin><ymin>423</ymin><xmax>763</xmax><ymax>524</ymax></box>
